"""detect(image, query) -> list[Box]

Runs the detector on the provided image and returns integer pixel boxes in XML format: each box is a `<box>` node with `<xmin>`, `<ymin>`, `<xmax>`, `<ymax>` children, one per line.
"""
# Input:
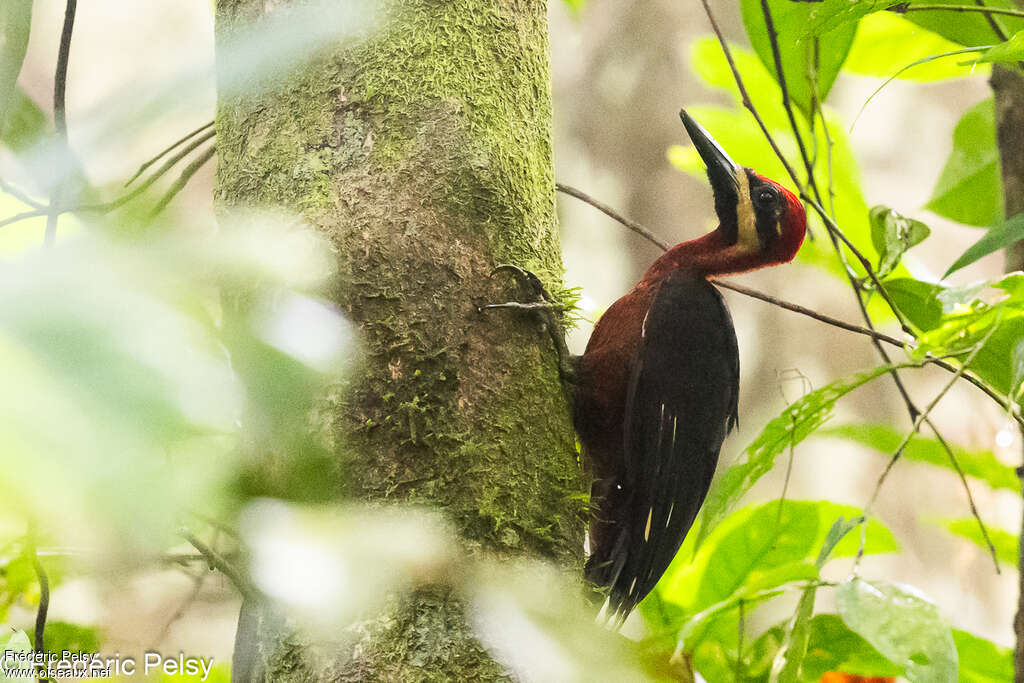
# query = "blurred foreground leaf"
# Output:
<box><xmin>242</xmin><ymin>501</ymin><xmax>457</xmax><ymax>630</ymax></box>
<box><xmin>472</xmin><ymin>562</ymin><xmax>650</xmax><ymax>683</ymax></box>
<box><xmin>837</xmin><ymin>578</ymin><xmax>957</xmax><ymax>682</ymax></box>
<box><xmin>0</xmin><ymin>218</ymin><xmax>350</xmax><ymax>560</ymax></box>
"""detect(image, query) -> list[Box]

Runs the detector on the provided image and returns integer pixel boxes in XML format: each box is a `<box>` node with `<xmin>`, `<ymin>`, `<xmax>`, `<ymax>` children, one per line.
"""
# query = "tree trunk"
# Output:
<box><xmin>991</xmin><ymin>63</ymin><xmax>1024</xmax><ymax>683</ymax></box>
<box><xmin>214</xmin><ymin>0</ymin><xmax>585</xmax><ymax>679</ymax></box>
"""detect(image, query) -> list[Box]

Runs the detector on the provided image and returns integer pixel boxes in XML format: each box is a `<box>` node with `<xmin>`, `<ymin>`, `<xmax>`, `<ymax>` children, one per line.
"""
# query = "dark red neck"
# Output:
<box><xmin>642</xmin><ymin>230</ymin><xmax>767</xmax><ymax>282</ymax></box>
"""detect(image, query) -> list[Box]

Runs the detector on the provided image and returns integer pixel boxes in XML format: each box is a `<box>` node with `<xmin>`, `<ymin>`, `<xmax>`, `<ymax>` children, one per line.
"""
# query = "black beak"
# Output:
<box><xmin>679</xmin><ymin>109</ymin><xmax>741</xmax><ymax>196</ymax></box>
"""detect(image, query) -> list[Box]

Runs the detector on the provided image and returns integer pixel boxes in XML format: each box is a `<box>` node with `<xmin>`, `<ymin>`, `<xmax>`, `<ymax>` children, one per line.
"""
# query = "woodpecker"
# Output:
<box><xmin>575</xmin><ymin>111</ymin><xmax>807</xmax><ymax>621</ymax></box>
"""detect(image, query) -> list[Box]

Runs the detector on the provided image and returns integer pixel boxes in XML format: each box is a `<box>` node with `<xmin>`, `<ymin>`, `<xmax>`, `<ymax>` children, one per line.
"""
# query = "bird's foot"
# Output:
<box><xmin>479</xmin><ymin>264</ymin><xmax>579</xmax><ymax>385</ymax></box>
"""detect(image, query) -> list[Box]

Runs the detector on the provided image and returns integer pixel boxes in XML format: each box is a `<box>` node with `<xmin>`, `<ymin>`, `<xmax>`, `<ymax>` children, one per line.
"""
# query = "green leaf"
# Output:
<box><xmin>927</xmin><ymin>98</ymin><xmax>1003</xmax><ymax>228</ymax></box>
<box><xmin>944</xmin><ymin>213</ymin><xmax>1024</xmax><ymax>278</ymax></box>
<box><xmin>695</xmin><ymin>365</ymin><xmax>903</xmax><ymax>545</ymax></box>
<box><xmin>0</xmin><ymin>629</ymin><xmax>32</xmax><ymax>681</ymax></box>
<box><xmin>901</xmin><ymin>0</ymin><xmax>1024</xmax><ymax>47</ymax></box>
<box><xmin>797</xmin><ymin>0</ymin><xmax>893</xmax><ymax>37</ymax></box>
<box><xmin>819</xmin><ymin>423</ymin><xmax>1018</xmax><ymax>492</ymax></box>
<box><xmin>843</xmin><ymin>12</ymin><xmax>989</xmax><ymax>81</ymax></box>
<box><xmin>933</xmin><ymin>517</ymin><xmax>1017</xmax><ymax>566</ymax></box>
<box><xmin>802</xmin><ymin>614</ymin><xmax>903</xmax><ymax>681</ymax></box>
<box><xmin>869</xmin><ymin>205</ymin><xmax>931</xmax><ymax>278</ymax></box>
<box><xmin>740</xmin><ymin>0</ymin><xmax>856</xmax><ymax>113</ymax></box>
<box><xmin>837</xmin><ymin>578</ymin><xmax>958</xmax><ymax>683</ymax></box>
<box><xmin>662</xmin><ymin>500</ymin><xmax>898</xmax><ymax>615</ymax></box>
<box><xmin>0</xmin><ymin>0</ymin><xmax>31</xmax><ymax>136</ymax></box>
<box><xmin>913</xmin><ymin>274</ymin><xmax>1024</xmax><ymax>395</ymax></box>
<box><xmin>883</xmin><ymin>278</ymin><xmax>945</xmax><ymax>332</ymax></box>
<box><xmin>978</xmin><ymin>29</ymin><xmax>1024</xmax><ymax>63</ymax></box>
<box><xmin>953</xmin><ymin>629</ymin><xmax>1014</xmax><ymax>683</ymax></box>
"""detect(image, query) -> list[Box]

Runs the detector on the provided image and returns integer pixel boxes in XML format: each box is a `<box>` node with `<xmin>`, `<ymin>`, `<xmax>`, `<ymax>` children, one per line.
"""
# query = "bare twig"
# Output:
<box><xmin>180</xmin><ymin>529</ymin><xmax>253</xmax><ymax>599</ymax></box>
<box><xmin>149</xmin><ymin>144</ymin><xmax>216</xmax><ymax>218</ymax></box>
<box><xmin>696</xmin><ymin>0</ymin><xmax>803</xmax><ymax>186</ymax></box>
<box><xmin>126</xmin><ymin>120</ymin><xmax>215</xmax><ymax>188</ymax></box>
<box><xmin>556</xmin><ymin>183</ymin><xmax>671</xmax><ymax>251</ymax></box>
<box><xmin>0</xmin><ymin>129</ymin><xmax>216</xmax><ymax>230</ymax></box>
<box><xmin>891</xmin><ymin>3</ymin><xmax>1024</xmax><ymax>19</ymax></box>
<box><xmin>928</xmin><ymin>424</ymin><xmax>1001</xmax><ymax>570</ymax></box>
<box><xmin>863</xmin><ymin>323</ymin><xmax>998</xmax><ymax>526</ymax></box>
<box><xmin>758</xmin><ymin>0</ymin><xmax>820</xmax><ymax>204</ymax></box>
<box><xmin>0</xmin><ymin>178</ymin><xmax>46</xmax><ymax>210</ymax></box>
<box><xmin>556</xmin><ymin>182</ymin><xmax>904</xmax><ymax>347</ymax></box>
<box><xmin>45</xmin><ymin>0</ymin><xmax>77</xmax><ymax>247</ymax></box>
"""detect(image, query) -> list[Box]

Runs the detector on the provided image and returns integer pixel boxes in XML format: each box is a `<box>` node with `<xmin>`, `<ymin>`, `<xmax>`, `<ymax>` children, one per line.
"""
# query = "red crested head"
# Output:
<box><xmin>645</xmin><ymin>112</ymin><xmax>807</xmax><ymax>280</ymax></box>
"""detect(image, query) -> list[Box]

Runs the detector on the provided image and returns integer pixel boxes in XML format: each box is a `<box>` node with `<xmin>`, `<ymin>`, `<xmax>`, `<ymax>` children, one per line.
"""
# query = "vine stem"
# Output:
<box><xmin>45</xmin><ymin>0</ymin><xmax>77</xmax><ymax>247</ymax></box>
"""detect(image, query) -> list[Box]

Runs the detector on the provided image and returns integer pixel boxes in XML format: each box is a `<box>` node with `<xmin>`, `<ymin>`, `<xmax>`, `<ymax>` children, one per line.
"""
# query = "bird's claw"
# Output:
<box><xmin>489</xmin><ymin>263</ymin><xmax>550</xmax><ymax>304</ymax></box>
<box><xmin>480</xmin><ymin>264</ymin><xmax>578</xmax><ymax>386</ymax></box>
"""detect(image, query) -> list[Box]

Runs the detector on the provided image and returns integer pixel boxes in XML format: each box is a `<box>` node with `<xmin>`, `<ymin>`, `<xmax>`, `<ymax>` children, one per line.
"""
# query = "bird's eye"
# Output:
<box><xmin>755</xmin><ymin>187</ymin><xmax>779</xmax><ymax>207</ymax></box>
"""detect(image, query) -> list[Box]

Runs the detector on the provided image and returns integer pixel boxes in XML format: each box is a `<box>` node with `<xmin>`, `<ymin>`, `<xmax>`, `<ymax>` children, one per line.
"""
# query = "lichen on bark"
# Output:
<box><xmin>215</xmin><ymin>0</ymin><xmax>585</xmax><ymax>678</ymax></box>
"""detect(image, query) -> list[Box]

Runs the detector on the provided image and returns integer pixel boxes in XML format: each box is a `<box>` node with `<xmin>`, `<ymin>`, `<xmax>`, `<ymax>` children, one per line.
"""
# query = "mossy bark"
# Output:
<box><xmin>214</xmin><ymin>0</ymin><xmax>585</xmax><ymax>679</ymax></box>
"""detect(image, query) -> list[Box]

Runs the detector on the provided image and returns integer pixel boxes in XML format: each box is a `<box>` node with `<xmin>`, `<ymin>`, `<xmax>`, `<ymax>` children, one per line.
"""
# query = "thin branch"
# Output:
<box><xmin>180</xmin><ymin>530</ymin><xmax>253</xmax><ymax>599</ymax></box>
<box><xmin>556</xmin><ymin>183</ymin><xmax>671</xmax><ymax>251</ymax></box>
<box><xmin>45</xmin><ymin>0</ymin><xmax>77</xmax><ymax>247</ymax></box>
<box><xmin>126</xmin><ymin>120</ymin><xmax>215</xmax><ymax>187</ymax></box>
<box><xmin>892</xmin><ymin>3</ymin><xmax>1024</xmax><ymax>19</ymax></box>
<box><xmin>32</xmin><ymin>551</ymin><xmax>49</xmax><ymax>665</ymax></box>
<box><xmin>711</xmin><ymin>279</ymin><xmax>905</xmax><ymax>347</ymax></box>
<box><xmin>556</xmin><ymin>182</ymin><xmax>905</xmax><ymax>347</ymax></box>
<box><xmin>864</xmin><ymin>324</ymin><xmax>998</xmax><ymax>520</ymax></box>
<box><xmin>0</xmin><ymin>129</ymin><xmax>216</xmax><ymax>230</ymax></box>
<box><xmin>927</xmin><ymin>423</ymin><xmax>1001</xmax><ymax>571</ymax></box>
<box><xmin>0</xmin><ymin>178</ymin><xmax>46</xmax><ymax>210</ymax></box>
<box><xmin>850</xmin><ymin>47</ymin><xmax>992</xmax><ymax>133</ymax></box>
<box><xmin>149</xmin><ymin>144</ymin><xmax>216</xmax><ymax>218</ymax></box>
<box><xmin>759</xmin><ymin>0</ymin><xmax>821</xmax><ymax>206</ymax></box>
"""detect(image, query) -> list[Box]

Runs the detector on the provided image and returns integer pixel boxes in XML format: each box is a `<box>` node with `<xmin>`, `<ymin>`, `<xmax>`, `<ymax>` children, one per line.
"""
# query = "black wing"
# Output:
<box><xmin>607</xmin><ymin>270</ymin><xmax>739</xmax><ymax>620</ymax></box>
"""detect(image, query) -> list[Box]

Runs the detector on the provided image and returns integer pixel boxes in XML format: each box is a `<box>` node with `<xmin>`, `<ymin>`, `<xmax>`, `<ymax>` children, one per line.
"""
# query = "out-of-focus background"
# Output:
<box><xmin>3</xmin><ymin>0</ymin><xmax>1018</xmax><ymax>672</ymax></box>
